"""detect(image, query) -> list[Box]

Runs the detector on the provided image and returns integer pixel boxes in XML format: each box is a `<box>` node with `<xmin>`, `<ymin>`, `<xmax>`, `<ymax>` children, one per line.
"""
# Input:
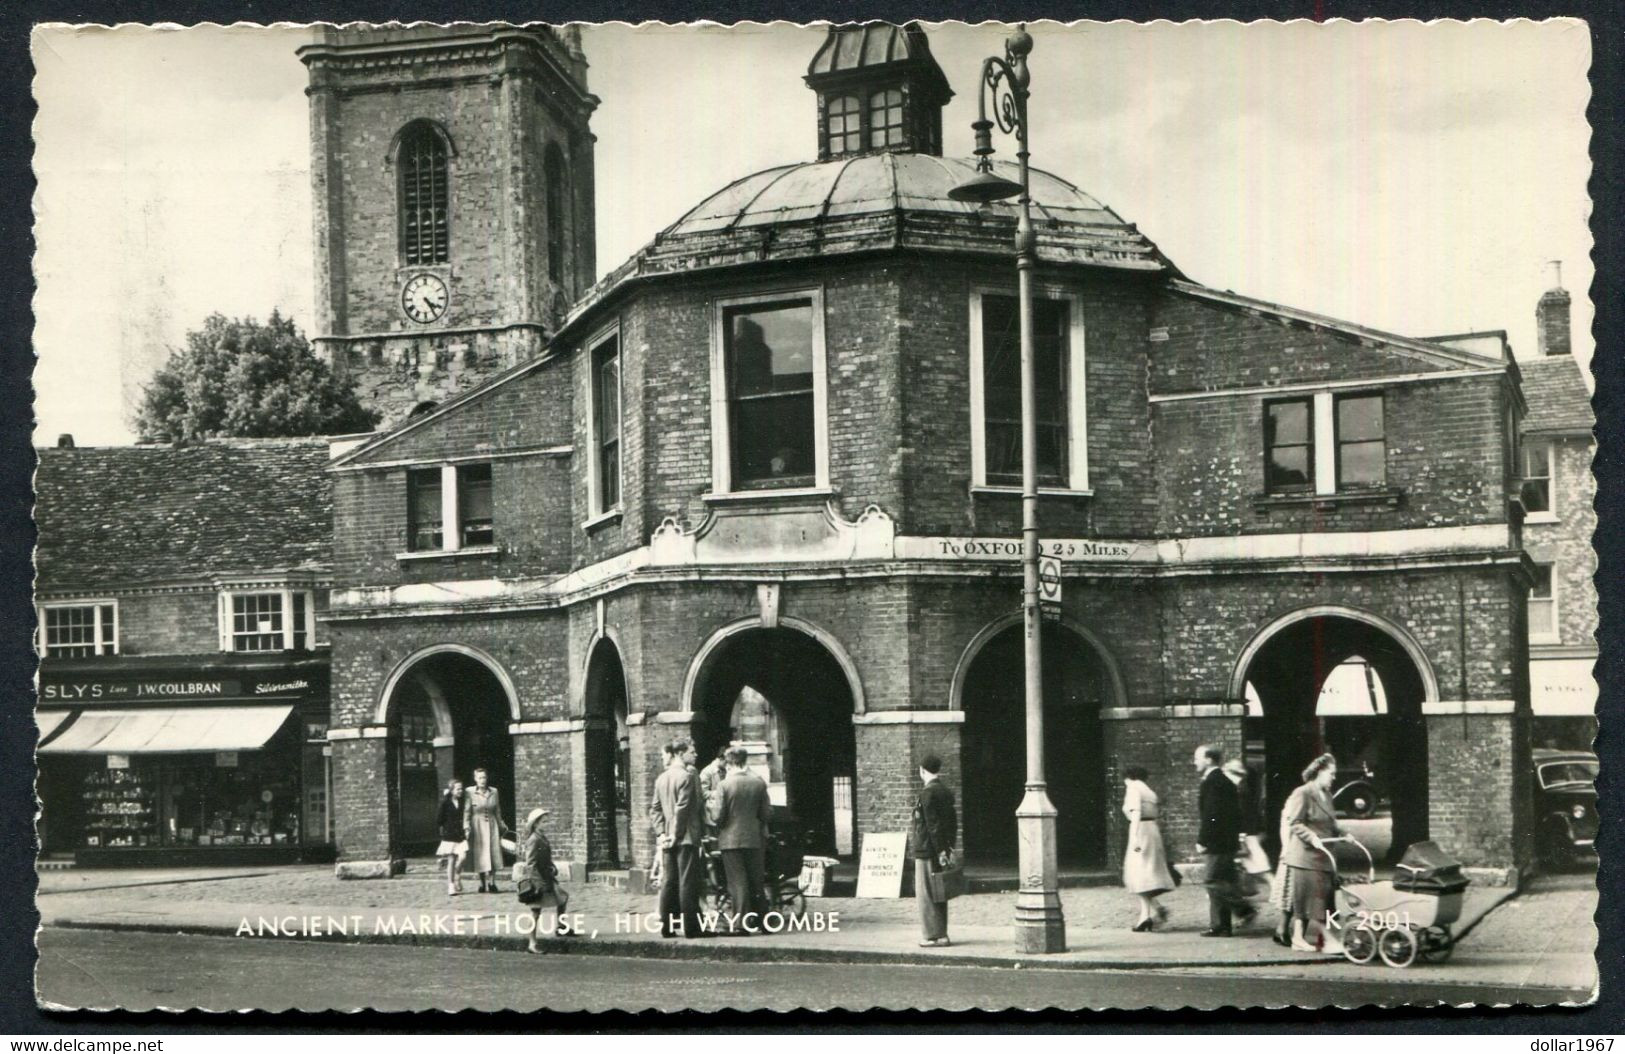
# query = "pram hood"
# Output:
<box><xmin>1394</xmin><ymin>840</ymin><xmax>1471</xmax><ymax>894</ymax></box>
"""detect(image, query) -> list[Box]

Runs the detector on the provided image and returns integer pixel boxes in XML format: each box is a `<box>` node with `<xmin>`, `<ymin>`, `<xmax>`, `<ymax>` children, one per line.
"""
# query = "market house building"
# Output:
<box><xmin>35</xmin><ymin>438</ymin><xmax>336</xmax><ymax>867</ymax></box>
<box><xmin>321</xmin><ymin>23</ymin><xmax>1540</xmax><ymax>880</ymax></box>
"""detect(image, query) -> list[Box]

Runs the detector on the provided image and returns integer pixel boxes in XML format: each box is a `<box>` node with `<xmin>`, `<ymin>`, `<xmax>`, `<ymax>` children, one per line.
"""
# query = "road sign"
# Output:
<box><xmin>1038</xmin><ymin>554</ymin><xmax>1063</xmax><ymax>607</ymax></box>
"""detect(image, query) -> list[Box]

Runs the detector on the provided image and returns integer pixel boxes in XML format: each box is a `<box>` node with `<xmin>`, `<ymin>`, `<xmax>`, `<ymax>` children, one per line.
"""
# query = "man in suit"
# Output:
<box><xmin>707</xmin><ymin>746</ymin><xmax>774</xmax><ymax>934</ymax></box>
<box><xmin>699</xmin><ymin>741</ymin><xmax>730</xmax><ymax>836</ymax></box>
<box><xmin>649</xmin><ymin>739</ymin><xmax>706</xmax><ymax>938</ymax></box>
<box><xmin>1194</xmin><ymin>743</ymin><xmax>1254</xmax><ymax>936</ymax></box>
<box><xmin>910</xmin><ymin>753</ymin><xmax>957</xmax><ymax>947</ymax></box>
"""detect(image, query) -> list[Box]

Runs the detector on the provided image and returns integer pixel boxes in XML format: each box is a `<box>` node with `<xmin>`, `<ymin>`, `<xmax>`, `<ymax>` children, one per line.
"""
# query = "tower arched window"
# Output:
<box><xmin>398</xmin><ymin>122</ymin><xmax>449</xmax><ymax>265</ymax></box>
<box><xmin>545</xmin><ymin>143</ymin><xmax>568</xmax><ymax>286</ymax></box>
<box><xmin>826</xmin><ymin>95</ymin><xmax>861</xmax><ymax>156</ymax></box>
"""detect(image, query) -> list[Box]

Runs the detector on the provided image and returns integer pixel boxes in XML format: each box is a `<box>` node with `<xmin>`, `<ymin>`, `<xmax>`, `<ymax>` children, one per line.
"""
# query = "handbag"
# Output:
<box><xmin>924</xmin><ymin>848</ymin><xmax>967</xmax><ymax>902</ymax></box>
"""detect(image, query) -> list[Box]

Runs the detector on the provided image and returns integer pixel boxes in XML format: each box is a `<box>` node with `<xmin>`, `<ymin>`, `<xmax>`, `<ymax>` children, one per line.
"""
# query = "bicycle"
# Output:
<box><xmin>700</xmin><ymin>833</ymin><xmax>808</xmax><ymax>920</ymax></box>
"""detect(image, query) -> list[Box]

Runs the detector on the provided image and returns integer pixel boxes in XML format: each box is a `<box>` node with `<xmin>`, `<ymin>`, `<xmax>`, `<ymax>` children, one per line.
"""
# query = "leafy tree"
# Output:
<box><xmin>135</xmin><ymin>311</ymin><xmax>377</xmax><ymax>441</ymax></box>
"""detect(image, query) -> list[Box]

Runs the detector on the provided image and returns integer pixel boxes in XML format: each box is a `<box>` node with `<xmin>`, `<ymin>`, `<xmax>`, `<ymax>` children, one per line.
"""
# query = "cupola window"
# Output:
<box><xmin>826</xmin><ymin>95</ymin><xmax>862</xmax><ymax>155</ymax></box>
<box><xmin>868</xmin><ymin>88</ymin><xmax>905</xmax><ymax>149</ymax></box>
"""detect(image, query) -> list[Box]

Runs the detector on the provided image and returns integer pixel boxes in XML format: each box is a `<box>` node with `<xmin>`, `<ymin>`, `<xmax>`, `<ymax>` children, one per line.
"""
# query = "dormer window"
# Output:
<box><xmin>826</xmin><ymin>95</ymin><xmax>862</xmax><ymax>155</ymax></box>
<box><xmin>868</xmin><ymin>88</ymin><xmax>904</xmax><ymax>149</ymax></box>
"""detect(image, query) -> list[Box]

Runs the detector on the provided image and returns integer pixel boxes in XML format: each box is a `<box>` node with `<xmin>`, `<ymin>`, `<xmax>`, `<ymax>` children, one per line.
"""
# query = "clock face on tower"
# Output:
<box><xmin>401</xmin><ymin>273</ymin><xmax>448</xmax><ymax>324</ymax></box>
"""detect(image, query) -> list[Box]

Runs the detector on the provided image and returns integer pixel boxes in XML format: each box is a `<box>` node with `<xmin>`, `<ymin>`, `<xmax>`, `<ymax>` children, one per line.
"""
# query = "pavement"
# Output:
<box><xmin>36</xmin><ymin>928</ymin><xmax>1592</xmax><ymax>1013</ymax></box>
<box><xmin>34</xmin><ymin>858</ymin><xmax>1592</xmax><ymax>988</ymax></box>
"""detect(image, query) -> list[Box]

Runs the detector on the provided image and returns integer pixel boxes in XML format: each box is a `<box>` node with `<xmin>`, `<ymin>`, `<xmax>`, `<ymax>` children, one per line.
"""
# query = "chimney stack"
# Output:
<box><xmin>1537</xmin><ymin>259</ymin><xmax>1571</xmax><ymax>357</ymax></box>
<box><xmin>56</xmin><ymin>433</ymin><xmax>74</xmax><ymax>448</ymax></box>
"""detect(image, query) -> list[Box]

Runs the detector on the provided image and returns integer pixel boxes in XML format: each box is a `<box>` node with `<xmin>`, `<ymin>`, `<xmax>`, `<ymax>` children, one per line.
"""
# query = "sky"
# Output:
<box><xmin>31</xmin><ymin>19</ymin><xmax>1594</xmax><ymax>446</ymax></box>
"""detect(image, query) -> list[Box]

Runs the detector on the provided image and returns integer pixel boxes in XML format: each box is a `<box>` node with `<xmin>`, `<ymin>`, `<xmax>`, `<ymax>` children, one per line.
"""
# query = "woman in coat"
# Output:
<box><xmin>516</xmin><ymin>807</ymin><xmax>571</xmax><ymax>954</ymax></box>
<box><xmin>1281</xmin><ymin>752</ymin><xmax>1345</xmax><ymax>954</ymax></box>
<box><xmin>463</xmin><ymin>767</ymin><xmax>509</xmax><ymax>893</ymax></box>
<box><xmin>1121</xmin><ymin>766</ymin><xmax>1178</xmax><ymax>931</ymax></box>
<box><xmin>435</xmin><ymin>779</ymin><xmax>467</xmax><ymax>895</ymax></box>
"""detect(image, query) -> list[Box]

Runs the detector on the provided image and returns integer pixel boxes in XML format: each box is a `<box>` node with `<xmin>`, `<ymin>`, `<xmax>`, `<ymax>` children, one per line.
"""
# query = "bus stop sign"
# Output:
<box><xmin>1038</xmin><ymin>554</ymin><xmax>1063</xmax><ymax>608</ymax></box>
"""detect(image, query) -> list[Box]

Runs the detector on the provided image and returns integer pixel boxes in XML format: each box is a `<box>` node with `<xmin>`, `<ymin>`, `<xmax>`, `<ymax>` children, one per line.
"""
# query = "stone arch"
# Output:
<box><xmin>680</xmin><ymin>615</ymin><xmax>867</xmax><ymax>716</ymax></box>
<box><xmin>952</xmin><ymin>613</ymin><xmax>1124</xmax><ymax>865</ymax></box>
<box><xmin>1232</xmin><ymin>604</ymin><xmax>1436</xmax><ymax>862</ymax></box>
<box><xmin>1228</xmin><ymin>604</ymin><xmax>1439</xmax><ymax>705</ymax></box>
<box><xmin>384</xmin><ymin>117</ymin><xmax>458</xmax><ymax>165</ymax></box>
<box><xmin>374</xmin><ymin>642</ymin><xmax>522</xmax><ymax>726</ymax></box>
<box><xmin>949</xmin><ymin>611</ymin><xmax>1129</xmax><ymax>712</ymax></box>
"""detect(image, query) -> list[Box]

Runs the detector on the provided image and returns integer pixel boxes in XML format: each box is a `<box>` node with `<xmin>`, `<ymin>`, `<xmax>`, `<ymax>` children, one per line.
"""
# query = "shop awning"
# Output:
<box><xmin>37</xmin><ymin>705</ymin><xmax>295</xmax><ymax>755</ymax></box>
<box><xmin>35</xmin><ymin>710</ymin><xmax>72</xmax><ymax>743</ymax></box>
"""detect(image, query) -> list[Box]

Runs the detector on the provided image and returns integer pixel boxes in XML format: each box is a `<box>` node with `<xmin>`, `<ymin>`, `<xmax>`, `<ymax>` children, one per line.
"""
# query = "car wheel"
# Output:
<box><xmin>1343</xmin><ymin>784</ymin><xmax>1376</xmax><ymax>819</ymax></box>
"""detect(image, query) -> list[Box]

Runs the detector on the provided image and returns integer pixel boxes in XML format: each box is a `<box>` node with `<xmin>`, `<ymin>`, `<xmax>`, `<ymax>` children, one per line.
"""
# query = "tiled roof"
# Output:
<box><xmin>36</xmin><ymin>438</ymin><xmax>333</xmax><ymax>593</ymax></box>
<box><xmin>1519</xmin><ymin>355</ymin><xmax>1594</xmax><ymax>435</ymax></box>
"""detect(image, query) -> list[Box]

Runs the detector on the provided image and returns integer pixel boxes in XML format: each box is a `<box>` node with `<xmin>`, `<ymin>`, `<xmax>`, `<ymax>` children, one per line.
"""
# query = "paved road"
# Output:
<box><xmin>35</xmin><ymin>929</ymin><xmax>1589</xmax><ymax>1013</ymax></box>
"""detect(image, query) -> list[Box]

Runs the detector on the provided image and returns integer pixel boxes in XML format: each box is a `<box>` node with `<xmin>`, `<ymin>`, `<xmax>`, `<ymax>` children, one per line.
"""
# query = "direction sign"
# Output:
<box><xmin>1038</xmin><ymin>554</ymin><xmax>1063</xmax><ymax>607</ymax></box>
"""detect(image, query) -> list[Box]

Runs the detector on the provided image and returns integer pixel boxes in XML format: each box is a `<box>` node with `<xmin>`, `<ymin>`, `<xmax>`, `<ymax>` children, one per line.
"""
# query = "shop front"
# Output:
<box><xmin>37</xmin><ymin>662</ymin><xmax>333</xmax><ymax>867</ymax></box>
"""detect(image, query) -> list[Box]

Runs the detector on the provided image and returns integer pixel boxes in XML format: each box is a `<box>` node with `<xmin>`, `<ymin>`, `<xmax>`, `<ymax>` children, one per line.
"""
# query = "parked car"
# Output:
<box><xmin>1333</xmin><ymin>762</ymin><xmax>1381</xmax><ymax>818</ymax></box>
<box><xmin>1533</xmin><ymin>748</ymin><xmax>1598</xmax><ymax>869</ymax></box>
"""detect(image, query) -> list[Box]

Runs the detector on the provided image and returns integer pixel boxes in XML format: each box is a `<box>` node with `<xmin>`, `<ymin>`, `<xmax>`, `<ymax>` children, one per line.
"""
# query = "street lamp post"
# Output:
<box><xmin>948</xmin><ymin>25</ymin><xmax>1067</xmax><ymax>955</ymax></box>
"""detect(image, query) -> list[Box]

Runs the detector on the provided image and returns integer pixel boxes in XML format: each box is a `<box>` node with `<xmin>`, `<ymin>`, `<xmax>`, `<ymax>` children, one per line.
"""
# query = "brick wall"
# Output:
<box><xmin>332</xmin><ymin>737</ymin><xmax>395</xmax><ymax>863</ymax></box>
<box><xmin>1153</xmin><ymin>374</ymin><xmax>1510</xmax><ymax>537</ymax></box>
<box><xmin>332</xmin><ymin>364</ymin><xmax>574</xmax><ymax>587</ymax></box>
<box><xmin>1427</xmin><ymin>712</ymin><xmax>1533</xmax><ymax>868</ymax></box>
<box><xmin>113</xmin><ymin>591</ymin><xmax>219</xmax><ymax>655</ymax></box>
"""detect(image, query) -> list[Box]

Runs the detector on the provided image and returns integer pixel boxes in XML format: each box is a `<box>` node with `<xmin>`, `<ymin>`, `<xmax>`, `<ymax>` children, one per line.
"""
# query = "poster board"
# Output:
<box><xmin>854</xmin><ymin>831</ymin><xmax>908</xmax><ymax>898</ymax></box>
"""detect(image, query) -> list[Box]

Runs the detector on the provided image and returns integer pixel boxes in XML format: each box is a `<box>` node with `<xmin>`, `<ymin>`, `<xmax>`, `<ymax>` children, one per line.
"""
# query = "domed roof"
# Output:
<box><xmin>666</xmin><ymin>153</ymin><xmax>1129</xmax><ymax>238</ymax></box>
<box><xmin>562</xmin><ymin>152</ymin><xmax>1174</xmax><ymax>337</ymax></box>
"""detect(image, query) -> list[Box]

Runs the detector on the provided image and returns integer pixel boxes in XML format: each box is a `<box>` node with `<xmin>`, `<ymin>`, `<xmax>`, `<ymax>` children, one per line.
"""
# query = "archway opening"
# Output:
<box><xmin>691</xmin><ymin>627</ymin><xmax>857</xmax><ymax>859</ymax></box>
<box><xmin>1241</xmin><ymin>615</ymin><xmax>1428</xmax><ymax>865</ymax></box>
<box><xmin>387</xmin><ymin>651</ymin><xmax>515</xmax><ymax>854</ymax></box>
<box><xmin>961</xmin><ymin>622</ymin><xmax>1113</xmax><ymax>867</ymax></box>
<box><xmin>584</xmin><ymin>639</ymin><xmax>630</xmax><ymax>869</ymax></box>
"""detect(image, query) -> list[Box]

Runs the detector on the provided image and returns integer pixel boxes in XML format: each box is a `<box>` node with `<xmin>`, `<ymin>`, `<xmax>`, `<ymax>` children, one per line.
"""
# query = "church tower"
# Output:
<box><xmin>300</xmin><ymin>25</ymin><xmax>598</xmax><ymax>425</ymax></box>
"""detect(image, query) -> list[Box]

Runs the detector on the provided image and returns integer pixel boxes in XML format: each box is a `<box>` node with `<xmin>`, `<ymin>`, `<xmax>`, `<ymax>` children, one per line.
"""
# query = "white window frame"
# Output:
<box><xmin>968</xmin><ymin>285</ymin><xmax>1090</xmax><ymax>494</ymax></box>
<box><xmin>1264</xmin><ymin>390</ymin><xmax>1386</xmax><ymax>497</ymax></box>
<box><xmin>398</xmin><ymin>461</ymin><xmax>498</xmax><ymax>559</ymax></box>
<box><xmin>218</xmin><ymin>589</ymin><xmax>315</xmax><ymax>653</ymax></box>
<box><xmin>585</xmin><ymin>323</ymin><xmax>624</xmax><ymax>519</ymax></box>
<box><xmin>1528</xmin><ymin>561</ymin><xmax>1560</xmax><ymax>645</ymax></box>
<box><xmin>38</xmin><ymin>600</ymin><xmax>119</xmax><ymax>657</ymax></box>
<box><xmin>708</xmin><ymin>287</ymin><xmax>830</xmax><ymax>496</ymax></box>
<box><xmin>1521</xmin><ymin>438</ymin><xmax>1558</xmax><ymax>523</ymax></box>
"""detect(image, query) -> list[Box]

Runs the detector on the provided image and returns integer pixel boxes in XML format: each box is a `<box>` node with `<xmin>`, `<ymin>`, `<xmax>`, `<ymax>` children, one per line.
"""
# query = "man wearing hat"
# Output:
<box><xmin>910</xmin><ymin>753</ymin><xmax>957</xmax><ymax>947</ymax></box>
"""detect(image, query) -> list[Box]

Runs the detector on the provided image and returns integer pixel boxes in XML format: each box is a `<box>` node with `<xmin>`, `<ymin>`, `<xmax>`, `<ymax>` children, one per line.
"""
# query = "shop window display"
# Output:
<box><xmin>76</xmin><ymin>720</ymin><xmax>306</xmax><ymax>850</ymax></box>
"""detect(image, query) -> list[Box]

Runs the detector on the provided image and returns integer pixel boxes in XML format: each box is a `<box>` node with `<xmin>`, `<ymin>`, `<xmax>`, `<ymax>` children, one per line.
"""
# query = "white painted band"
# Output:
<box><xmin>850</xmin><ymin>711</ymin><xmax>966</xmax><ymax>725</ymax></box>
<box><xmin>1422</xmin><ymin>700</ymin><xmax>1517</xmax><ymax>715</ymax></box>
<box><xmin>1100</xmin><ymin>704</ymin><xmax>1248</xmax><ymax>721</ymax></box>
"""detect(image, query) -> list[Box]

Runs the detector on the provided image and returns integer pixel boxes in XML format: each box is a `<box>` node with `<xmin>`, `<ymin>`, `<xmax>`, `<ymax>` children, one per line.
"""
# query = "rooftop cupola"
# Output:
<box><xmin>805</xmin><ymin>22</ymin><xmax>954</xmax><ymax>160</ymax></box>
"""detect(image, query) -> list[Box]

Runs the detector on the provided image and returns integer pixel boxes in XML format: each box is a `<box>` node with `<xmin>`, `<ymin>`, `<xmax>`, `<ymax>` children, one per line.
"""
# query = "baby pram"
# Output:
<box><xmin>1322</xmin><ymin>837</ymin><xmax>1470</xmax><ymax>968</ymax></box>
